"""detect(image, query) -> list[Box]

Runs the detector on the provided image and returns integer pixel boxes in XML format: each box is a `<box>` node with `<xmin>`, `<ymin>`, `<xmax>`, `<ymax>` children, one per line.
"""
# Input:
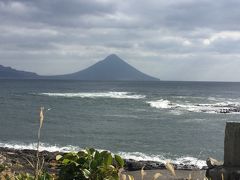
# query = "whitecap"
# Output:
<box><xmin>117</xmin><ymin>151</ymin><xmax>206</xmax><ymax>169</ymax></box>
<box><xmin>0</xmin><ymin>142</ymin><xmax>81</xmax><ymax>152</ymax></box>
<box><xmin>147</xmin><ymin>99</ymin><xmax>240</xmax><ymax>114</ymax></box>
<box><xmin>39</xmin><ymin>92</ymin><xmax>145</xmax><ymax>99</ymax></box>
<box><xmin>147</xmin><ymin>99</ymin><xmax>173</xmax><ymax>109</ymax></box>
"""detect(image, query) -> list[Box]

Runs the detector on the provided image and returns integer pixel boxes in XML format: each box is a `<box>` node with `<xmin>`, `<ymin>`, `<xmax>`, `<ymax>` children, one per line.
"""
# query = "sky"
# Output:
<box><xmin>1</xmin><ymin>0</ymin><xmax>240</xmax><ymax>81</ymax></box>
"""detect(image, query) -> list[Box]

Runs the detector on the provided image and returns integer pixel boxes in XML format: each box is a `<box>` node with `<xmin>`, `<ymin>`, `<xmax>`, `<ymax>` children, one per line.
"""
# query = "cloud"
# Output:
<box><xmin>0</xmin><ymin>0</ymin><xmax>240</xmax><ymax>81</ymax></box>
<box><xmin>203</xmin><ymin>31</ymin><xmax>240</xmax><ymax>45</ymax></box>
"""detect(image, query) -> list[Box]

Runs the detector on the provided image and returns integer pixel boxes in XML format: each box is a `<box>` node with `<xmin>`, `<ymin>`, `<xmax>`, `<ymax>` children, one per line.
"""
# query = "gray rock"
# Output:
<box><xmin>206</xmin><ymin>157</ymin><xmax>223</xmax><ymax>168</ymax></box>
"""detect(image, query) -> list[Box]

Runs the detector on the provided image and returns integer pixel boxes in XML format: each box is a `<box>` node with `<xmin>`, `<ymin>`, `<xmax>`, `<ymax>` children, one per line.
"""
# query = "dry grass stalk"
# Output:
<box><xmin>165</xmin><ymin>160</ymin><xmax>176</xmax><ymax>176</ymax></box>
<box><xmin>121</xmin><ymin>174</ymin><xmax>127</xmax><ymax>180</ymax></box>
<box><xmin>128</xmin><ymin>174</ymin><xmax>135</xmax><ymax>180</ymax></box>
<box><xmin>22</xmin><ymin>156</ymin><xmax>34</xmax><ymax>169</ymax></box>
<box><xmin>141</xmin><ymin>166</ymin><xmax>146</xmax><ymax>180</ymax></box>
<box><xmin>188</xmin><ymin>173</ymin><xmax>192</xmax><ymax>180</ymax></box>
<box><xmin>152</xmin><ymin>172</ymin><xmax>162</xmax><ymax>180</ymax></box>
<box><xmin>221</xmin><ymin>173</ymin><xmax>224</xmax><ymax>180</ymax></box>
<box><xmin>35</xmin><ymin>107</ymin><xmax>45</xmax><ymax>179</ymax></box>
<box><xmin>118</xmin><ymin>168</ymin><xmax>124</xmax><ymax>178</ymax></box>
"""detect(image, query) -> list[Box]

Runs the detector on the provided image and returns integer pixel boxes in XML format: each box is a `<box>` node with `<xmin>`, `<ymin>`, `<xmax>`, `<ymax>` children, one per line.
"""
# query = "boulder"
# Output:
<box><xmin>206</xmin><ymin>157</ymin><xmax>223</xmax><ymax>168</ymax></box>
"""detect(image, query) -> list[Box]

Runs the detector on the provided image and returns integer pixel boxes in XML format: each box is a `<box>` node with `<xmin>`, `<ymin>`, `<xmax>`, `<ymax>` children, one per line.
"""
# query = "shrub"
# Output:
<box><xmin>56</xmin><ymin>148</ymin><xmax>124</xmax><ymax>180</ymax></box>
<box><xmin>15</xmin><ymin>172</ymin><xmax>54</xmax><ymax>180</ymax></box>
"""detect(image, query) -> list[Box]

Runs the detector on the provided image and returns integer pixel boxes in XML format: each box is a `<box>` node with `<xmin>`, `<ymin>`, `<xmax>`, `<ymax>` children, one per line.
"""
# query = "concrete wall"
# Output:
<box><xmin>224</xmin><ymin>122</ymin><xmax>240</xmax><ymax>167</ymax></box>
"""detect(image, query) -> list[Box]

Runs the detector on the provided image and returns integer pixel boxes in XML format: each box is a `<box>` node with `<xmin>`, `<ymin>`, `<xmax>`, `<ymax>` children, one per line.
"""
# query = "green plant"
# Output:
<box><xmin>0</xmin><ymin>164</ymin><xmax>5</xmax><ymax>173</ymax></box>
<box><xmin>56</xmin><ymin>148</ymin><xmax>124</xmax><ymax>180</ymax></box>
<box><xmin>12</xmin><ymin>173</ymin><xmax>54</xmax><ymax>180</ymax></box>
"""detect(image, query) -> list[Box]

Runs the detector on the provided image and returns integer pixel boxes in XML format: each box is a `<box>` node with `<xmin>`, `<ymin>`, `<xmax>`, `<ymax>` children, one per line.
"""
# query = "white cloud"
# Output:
<box><xmin>203</xmin><ymin>31</ymin><xmax>240</xmax><ymax>45</ymax></box>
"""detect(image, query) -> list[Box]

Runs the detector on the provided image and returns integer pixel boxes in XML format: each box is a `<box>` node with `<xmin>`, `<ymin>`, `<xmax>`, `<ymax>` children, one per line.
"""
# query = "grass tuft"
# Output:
<box><xmin>165</xmin><ymin>160</ymin><xmax>176</xmax><ymax>176</ymax></box>
<box><xmin>152</xmin><ymin>172</ymin><xmax>162</xmax><ymax>180</ymax></box>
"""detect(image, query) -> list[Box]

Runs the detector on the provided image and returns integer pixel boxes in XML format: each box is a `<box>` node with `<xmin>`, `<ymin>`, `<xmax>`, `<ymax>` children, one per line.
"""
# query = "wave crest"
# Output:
<box><xmin>39</xmin><ymin>92</ymin><xmax>145</xmax><ymax>99</ymax></box>
<box><xmin>147</xmin><ymin>99</ymin><xmax>240</xmax><ymax>114</ymax></box>
<box><xmin>115</xmin><ymin>151</ymin><xmax>206</xmax><ymax>169</ymax></box>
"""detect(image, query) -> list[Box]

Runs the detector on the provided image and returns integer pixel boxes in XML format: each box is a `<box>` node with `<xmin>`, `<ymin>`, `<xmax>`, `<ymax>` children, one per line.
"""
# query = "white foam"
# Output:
<box><xmin>174</xmin><ymin>156</ymin><xmax>206</xmax><ymax>168</ymax></box>
<box><xmin>0</xmin><ymin>142</ymin><xmax>206</xmax><ymax>168</ymax></box>
<box><xmin>147</xmin><ymin>99</ymin><xmax>240</xmax><ymax>114</ymax></box>
<box><xmin>117</xmin><ymin>151</ymin><xmax>206</xmax><ymax>169</ymax></box>
<box><xmin>39</xmin><ymin>92</ymin><xmax>145</xmax><ymax>99</ymax></box>
<box><xmin>147</xmin><ymin>99</ymin><xmax>173</xmax><ymax>109</ymax></box>
<box><xmin>0</xmin><ymin>142</ymin><xmax>81</xmax><ymax>152</ymax></box>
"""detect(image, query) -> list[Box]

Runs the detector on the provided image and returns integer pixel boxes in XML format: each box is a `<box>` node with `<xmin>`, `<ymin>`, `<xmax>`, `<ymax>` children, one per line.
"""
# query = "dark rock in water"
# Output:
<box><xmin>219</xmin><ymin>107</ymin><xmax>240</xmax><ymax>114</ymax></box>
<box><xmin>124</xmin><ymin>159</ymin><xmax>200</xmax><ymax>171</ymax></box>
<box><xmin>124</xmin><ymin>159</ymin><xmax>166</xmax><ymax>171</ymax></box>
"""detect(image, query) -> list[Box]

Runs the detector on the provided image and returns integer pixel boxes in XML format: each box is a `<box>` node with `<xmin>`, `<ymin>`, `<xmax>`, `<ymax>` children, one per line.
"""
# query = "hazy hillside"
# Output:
<box><xmin>0</xmin><ymin>65</ymin><xmax>39</xmax><ymax>79</ymax></box>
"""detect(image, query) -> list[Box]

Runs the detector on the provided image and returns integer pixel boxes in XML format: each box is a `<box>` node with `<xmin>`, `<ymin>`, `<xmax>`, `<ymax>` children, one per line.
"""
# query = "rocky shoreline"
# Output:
<box><xmin>0</xmin><ymin>147</ymin><xmax>206</xmax><ymax>175</ymax></box>
<box><xmin>125</xmin><ymin>159</ymin><xmax>207</xmax><ymax>171</ymax></box>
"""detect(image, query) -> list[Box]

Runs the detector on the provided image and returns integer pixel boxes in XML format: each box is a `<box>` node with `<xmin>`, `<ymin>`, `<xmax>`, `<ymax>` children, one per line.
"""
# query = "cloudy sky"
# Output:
<box><xmin>1</xmin><ymin>0</ymin><xmax>240</xmax><ymax>81</ymax></box>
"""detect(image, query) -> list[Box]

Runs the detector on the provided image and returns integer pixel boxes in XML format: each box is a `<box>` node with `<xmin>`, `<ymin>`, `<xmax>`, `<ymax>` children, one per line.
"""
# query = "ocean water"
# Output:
<box><xmin>1</xmin><ymin>80</ymin><xmax>240</xmax><ymax>168</ymax></box>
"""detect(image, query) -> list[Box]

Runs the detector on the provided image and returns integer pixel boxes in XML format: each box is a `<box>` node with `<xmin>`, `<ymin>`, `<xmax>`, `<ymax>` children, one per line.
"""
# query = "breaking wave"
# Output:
<box><xmin>118</xmin><ymin>151</ymin><xmax>206</xmax><ymax>169</ymax></box>
<box><xmin>0</xmin><ymin>142</ymin><xmax>81</xmax><ymax>152</ymax></box>
<box><xmin>147</xmin><ymin>99</ymin><xmax>240</xmax><ymax>114</ymax></box>
<box><xmin>39</xmin><ymin>92</ymin><xmax>145</xmax><ymax>99</ymax></box>
<box><xmin>0</xmin><ymin>142</ymin><xmax>206</xmax><ymax>169</ymax></box>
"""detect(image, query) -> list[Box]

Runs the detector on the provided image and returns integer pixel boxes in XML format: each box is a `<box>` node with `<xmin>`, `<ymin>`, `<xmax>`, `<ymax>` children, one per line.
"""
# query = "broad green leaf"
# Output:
<box><xmin>115</xmin><ymin>155</ymin><xmax>124</xmax><ymax>167</ymax></box>
<box><xmin>90</xmin><ymin>159</ymin><xmax>98</xmax><ymax>170</ymax></box>
<box><xmin>62</xmin><ymin>159</ymin><xmax>70</xmax><ymax>164</ymax></box>
<box><xmin>56</xmin><ymin>154</ymin><xmax>63</xmax><ymax>161</ymax></box>
<box><xmin>104</xmin><ymin>154</ymin><xmax>113</xmax><ymax>166</ymax></box>
<box><xmin>58</xmin><ymin>148</ymin><xmax>125</xmax><ymax>180</ymax></box>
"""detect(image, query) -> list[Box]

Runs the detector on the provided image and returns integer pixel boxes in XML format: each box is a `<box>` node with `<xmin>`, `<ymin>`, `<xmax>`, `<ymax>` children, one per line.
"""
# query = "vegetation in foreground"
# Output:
<box><xmin>0</xmin><ymin>107</ymin><xmax>209</xmax><ymax>180</ymax></box>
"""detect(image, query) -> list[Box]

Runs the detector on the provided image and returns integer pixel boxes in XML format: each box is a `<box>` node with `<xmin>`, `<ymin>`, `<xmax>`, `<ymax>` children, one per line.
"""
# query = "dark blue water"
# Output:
<box><xmin>1</xmin><ymin>80</ymin><xmax>240</xmax><ymax>167</ymax></box>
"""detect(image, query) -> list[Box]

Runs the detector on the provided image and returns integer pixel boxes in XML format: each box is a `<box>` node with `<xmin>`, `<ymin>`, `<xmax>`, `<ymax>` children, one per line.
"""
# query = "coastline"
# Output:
<box><xmin>0</xmin><ymin>147</ymin><xmax>206</xmax><ymax>179</ymax></box>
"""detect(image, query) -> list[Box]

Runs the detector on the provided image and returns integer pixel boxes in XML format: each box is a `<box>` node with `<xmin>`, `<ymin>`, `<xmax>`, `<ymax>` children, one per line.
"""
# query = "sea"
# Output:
<box><xmin>1</xmin><ymin>80</ymin><xmax>240</xmax><ymax>168</ymax></box>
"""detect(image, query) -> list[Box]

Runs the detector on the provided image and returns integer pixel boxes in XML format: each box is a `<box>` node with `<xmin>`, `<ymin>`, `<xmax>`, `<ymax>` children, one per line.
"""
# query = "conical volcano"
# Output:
<box><xmin>54</xmin><ymin>54</ymin><xmax>159</xmax><ymax>81</ymax></box>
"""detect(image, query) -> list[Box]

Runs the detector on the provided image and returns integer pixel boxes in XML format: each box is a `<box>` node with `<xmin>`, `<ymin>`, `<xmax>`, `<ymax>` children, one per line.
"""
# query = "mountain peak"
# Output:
<box><xmin>55</xmin><ymin>54</ymin><xmax>159</xmax><ymax>81</ymax></box>
<box><xmin>106</xmin><ymin>54</ymin><xmax>119</xmax><ymax>59</ymax></box>
<box><xmin>103</xmin><ymin>54</ymin><xmax>123</xmax><ymax>62</ymax></box>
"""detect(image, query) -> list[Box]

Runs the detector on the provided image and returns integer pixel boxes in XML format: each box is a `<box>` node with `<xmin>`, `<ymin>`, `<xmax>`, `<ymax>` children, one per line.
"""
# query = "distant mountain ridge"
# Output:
<box><xmin>0</xmin><ymin>65</ymin><xmax>39</xmax><ymax>79</ymax></box>
<box><xmin>0</xmin><ymin>54</ymin><xmax>159</xmax><ymax>81</ymax></box>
